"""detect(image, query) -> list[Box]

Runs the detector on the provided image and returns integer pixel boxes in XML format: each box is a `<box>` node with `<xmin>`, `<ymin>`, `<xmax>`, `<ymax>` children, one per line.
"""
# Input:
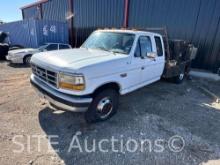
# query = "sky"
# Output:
<box><xmin>0</xmin><ymin>0</ymin><xmax>35</xmax><ymax>22</ymax></box>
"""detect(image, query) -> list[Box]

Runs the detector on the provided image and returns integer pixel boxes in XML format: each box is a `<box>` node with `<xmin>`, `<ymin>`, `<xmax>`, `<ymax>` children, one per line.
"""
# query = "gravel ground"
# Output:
<box><xmin>0</xmin><ymin>61</ymin><xmax>220</xmax><ymax>165</ymax></box>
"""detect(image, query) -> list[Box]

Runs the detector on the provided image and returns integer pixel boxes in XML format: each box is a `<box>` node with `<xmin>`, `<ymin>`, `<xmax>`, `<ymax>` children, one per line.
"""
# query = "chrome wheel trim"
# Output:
<box><xmin>97</xmin><ymin>97</ymin><xmax>113</xmax><ymax>119</ymax></box>
<box><xmin>179</xmin><ymin>73</ymin><xmax>184</xmax><ymax>80</ymax></box>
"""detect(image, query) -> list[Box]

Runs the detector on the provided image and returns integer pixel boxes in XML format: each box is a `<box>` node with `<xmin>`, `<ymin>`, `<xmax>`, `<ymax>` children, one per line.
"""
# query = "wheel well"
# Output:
<box><xmin>93</xmin><ymin>83</ymin><xmax>120</xmax><ymax>96</ymax></box>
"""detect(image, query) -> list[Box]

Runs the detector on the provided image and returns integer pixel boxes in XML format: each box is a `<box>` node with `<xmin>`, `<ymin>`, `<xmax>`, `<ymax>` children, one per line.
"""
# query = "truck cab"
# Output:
<box><xmin>30</xmin><ymin>29</ymin><xmax>167</xmax><ymax>122</ymax></box>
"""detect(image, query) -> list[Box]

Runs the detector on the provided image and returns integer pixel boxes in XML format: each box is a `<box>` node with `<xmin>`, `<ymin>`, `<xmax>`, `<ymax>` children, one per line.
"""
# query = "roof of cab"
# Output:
<box><xmin>44</xmin><ymin>43</ymin><xmax>70</xmax><ymax>45</ymax></box>
<box><xmin>96</xmin><ymin>29</ymin><xmax>161</xmax><ymax>36</ymax></box>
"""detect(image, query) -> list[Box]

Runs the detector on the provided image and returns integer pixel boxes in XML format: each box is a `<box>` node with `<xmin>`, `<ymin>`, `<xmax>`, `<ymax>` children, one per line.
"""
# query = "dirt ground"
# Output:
<box><xmin>0</xmin><ymin>61</ymin><xmax>220</xmax><ymax>165</ymax></box>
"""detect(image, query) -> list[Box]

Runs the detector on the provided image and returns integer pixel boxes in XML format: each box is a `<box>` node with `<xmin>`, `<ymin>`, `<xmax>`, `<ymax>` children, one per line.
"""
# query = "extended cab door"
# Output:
<box><xmin>152</xmin><ymin>35</ymin><xmax>165</xmax><ymax>78</ymax></box>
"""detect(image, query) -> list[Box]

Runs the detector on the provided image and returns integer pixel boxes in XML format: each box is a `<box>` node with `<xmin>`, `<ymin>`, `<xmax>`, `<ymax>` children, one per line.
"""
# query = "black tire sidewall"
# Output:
<box><xmin>24</xmin><ymin>55</ymin><xmax>32</xmax><ymax>65</ymax></box>
<box><xmin>85</xmin><ymin>89</ymin><xmax>119</xmax><ymax>123</ymax></box>
<box><xmin>174</xmin><ymin>73</ymin><xmax>185</xmax><ymax>84</ymax></box>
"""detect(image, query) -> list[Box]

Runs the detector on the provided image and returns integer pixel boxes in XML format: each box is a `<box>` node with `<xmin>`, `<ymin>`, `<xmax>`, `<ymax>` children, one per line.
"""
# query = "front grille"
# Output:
<box><xmin>31</xmin><ymin>64</ymin><xmax>58</xmax><ymax>88</ymax></box>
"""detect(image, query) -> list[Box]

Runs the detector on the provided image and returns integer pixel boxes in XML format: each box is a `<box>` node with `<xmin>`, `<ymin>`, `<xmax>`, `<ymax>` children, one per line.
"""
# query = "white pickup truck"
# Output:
<box><xmin>30</xmin><ymin>29</ymin><xmax>196</xmax><ymax>123</ymax></box>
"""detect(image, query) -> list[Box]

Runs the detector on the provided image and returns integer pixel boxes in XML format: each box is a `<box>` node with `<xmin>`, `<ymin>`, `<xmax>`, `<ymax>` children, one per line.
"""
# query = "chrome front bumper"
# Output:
<box><xmin>30</xmin><ymin>75</ymin><xmax>92</xmax><ymax>112</ymax></box>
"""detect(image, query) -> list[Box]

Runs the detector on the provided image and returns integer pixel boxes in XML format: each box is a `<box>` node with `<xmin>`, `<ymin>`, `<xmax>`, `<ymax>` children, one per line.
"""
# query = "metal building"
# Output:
<box><xmin>21</xmin><ymin>0</ymin><xmax>69</xmax><ymax>22</ymax></box>
<box><xmin>21</xmin><ymin>0</ymin><xmax>220</xmax><ymax>71</ymax></box>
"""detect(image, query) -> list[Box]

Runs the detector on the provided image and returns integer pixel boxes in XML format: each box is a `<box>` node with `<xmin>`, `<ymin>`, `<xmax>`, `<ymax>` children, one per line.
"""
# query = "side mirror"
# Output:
<box><xmin>146</xmin><ymin>52</ymin><xmax>157</xmax><ymax>60</ymax></box>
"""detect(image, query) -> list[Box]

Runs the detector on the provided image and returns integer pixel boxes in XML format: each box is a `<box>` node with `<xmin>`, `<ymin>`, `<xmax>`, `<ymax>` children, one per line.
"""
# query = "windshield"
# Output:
<box><xmin>82</xmin><ymin>32</ymin><xmax>135</xmax><ymax>54</ymax></box>
<box><xmin>38</xmin><ymin>44</ymin><xmax>48</xmax><ymax>51</ymax></box>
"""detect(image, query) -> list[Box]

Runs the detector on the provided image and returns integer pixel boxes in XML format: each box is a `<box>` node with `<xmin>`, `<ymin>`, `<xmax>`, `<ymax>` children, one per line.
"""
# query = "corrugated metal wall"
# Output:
<box><xmin>0</xmin><ymin>20</ymin><xmax>69</xmax><ymax>48</ymax></box>
<box><xmin>42</xmin><ymin>0</ymin><xmax>68</xmax><ymax>22</ymax></box>
<box><xmin>23</xmin><ymin>6</ymin><xmax>40</xmax><ymax>20</ymax></box>
<box><xmin>211</xmin><ymin>21</ymin><xmax>220</xmax><ymax>71</ymax></box>
<box><xmin>73</xmin><ymin>0</ymin><xmax>125</xmax><ymax>45</ymax></box>
<box><xmin>19</xmin><ymin>0</ymin><xmax>220</xmax><ymax>70</ymax></box>
<box><xmin>22</xmin><ymin>0</ymin><xmax>68</xmax><ymax>22</ymax></box>
<box><xmin>128</xmin><ymin>0</ymin><xmax>220</xmax><ymax>70</ymax></box>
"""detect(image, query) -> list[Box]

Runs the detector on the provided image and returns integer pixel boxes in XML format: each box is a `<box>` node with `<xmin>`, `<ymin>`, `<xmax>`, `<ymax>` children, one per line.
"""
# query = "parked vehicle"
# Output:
<box><xmin>30</xmin><ymin>29</ymin><xmax>197</xmax><ymax>123</ymax></box>
<box><xmin>6</xmin><ymin>43</ymin><xmax>72</xmax><ymax>65</ymax></box>
<box><xmin>0</xmin><ymin>31</ymin><xmax>24</xmax><ymax>60</ymax></box>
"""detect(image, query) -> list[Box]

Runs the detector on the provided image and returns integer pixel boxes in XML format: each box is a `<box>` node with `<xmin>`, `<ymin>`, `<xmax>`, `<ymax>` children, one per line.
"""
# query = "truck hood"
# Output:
<box><xmin>31</xmin><ymin>48</ymin><xmax>128</xmax><ymax>71</ymax></box>
<box><xmin>9</xmin><ymin>48</ymin><xmax>39</xmax><ymax>54</ymax></box>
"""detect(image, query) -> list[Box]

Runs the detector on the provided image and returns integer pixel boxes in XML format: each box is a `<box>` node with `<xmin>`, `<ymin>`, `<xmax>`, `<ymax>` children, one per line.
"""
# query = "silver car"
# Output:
<box><xmin>6</xmin><ymin>43</ymin><xmax>72</xmax><ymax>65</ymax></box>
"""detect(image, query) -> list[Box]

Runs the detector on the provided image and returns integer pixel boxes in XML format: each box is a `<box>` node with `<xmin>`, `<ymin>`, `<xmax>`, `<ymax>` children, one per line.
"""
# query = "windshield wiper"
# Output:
<box><xmin>112</xmin><ymin>51</ymin><xmax>127</xmax><ymax>54</ymax></box>
<box><xmin>96</xmin><ymin>47</ymin><xmax>110</xmax><ymax>52</ymax></box>
<box><xmin>86</xmin><ymin>47</ymin><xmax>127</xmax><ymax>55</ymax></box>
<box><xmin>109</xmin><ymin>49</ymin><xmax>127</xmax><ymax>55</ymax></box>
<box><xmin>86</xmin><ymin>46</ymin><xmax>109</xmax><ymax>52</ymax></box>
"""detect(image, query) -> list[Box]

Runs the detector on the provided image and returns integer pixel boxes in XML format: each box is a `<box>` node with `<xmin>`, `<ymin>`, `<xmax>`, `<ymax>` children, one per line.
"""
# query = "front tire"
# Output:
<box><xmin>85</xmin><ymin>89</ymin><xmax>119</xmax><ymax>123</ymax></box>
<box><xmin>23</xmin><ymin>55</ymin><xmax>32</xmax><ymax>65</ymax></box>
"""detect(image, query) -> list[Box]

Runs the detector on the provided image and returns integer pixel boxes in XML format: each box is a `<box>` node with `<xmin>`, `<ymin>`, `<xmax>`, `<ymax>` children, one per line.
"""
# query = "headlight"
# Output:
<box><xmin>58</xmin><ymin>73</ymin><xmax>85</xmax><ymax>91</ymax></box>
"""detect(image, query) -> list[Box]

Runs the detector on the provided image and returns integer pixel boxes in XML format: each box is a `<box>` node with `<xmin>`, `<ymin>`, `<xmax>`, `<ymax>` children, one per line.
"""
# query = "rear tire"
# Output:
<box><xmin>23</xmin><ymin>55</ymin><xmax>32</xmax><ymax>65</ymax></box>
<box><xmin>173</xmin><ymin>72</ymin><xmax>185</xmax><ymax>84</ymax></box>
<box><xmin>85</xmin><ymin>89</ymin><xmax>119</xmax><ymax>123</ymax></box>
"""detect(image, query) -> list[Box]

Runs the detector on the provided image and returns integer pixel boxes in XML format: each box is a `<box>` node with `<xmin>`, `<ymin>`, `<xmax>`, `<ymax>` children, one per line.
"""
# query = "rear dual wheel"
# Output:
<box><xmin>173</xmin><ymin>72</ymin><xmax>185</xmax><ymax>84</ymax></box>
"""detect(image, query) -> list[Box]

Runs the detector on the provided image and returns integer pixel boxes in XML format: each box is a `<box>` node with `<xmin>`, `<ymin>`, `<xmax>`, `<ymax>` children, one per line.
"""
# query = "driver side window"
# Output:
<box><xmin>139</xmin><ymin>36</ymin><xmax>152</xmax><ymax>57</ymax></box>
<box><xmin>135</xmin><ymin>36</ymin><xmax>152</xmax><ymax>58</ymax></box>
<box><xmin>135</xmin><ymin>36</ymin><xmax>152</xmax><ymax>57</ymax></box>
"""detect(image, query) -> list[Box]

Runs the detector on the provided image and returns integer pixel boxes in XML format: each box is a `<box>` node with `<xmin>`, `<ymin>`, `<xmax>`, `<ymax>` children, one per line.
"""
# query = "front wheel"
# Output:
<box><xmin>84</xmin><ymin>89</ymin><xmax>119</xmax><ymax>123</ymax></box>
<box><xmin>23</xmin><ymin>55</ymin><xmax>32</xmax><ymax>65</ymax></box>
